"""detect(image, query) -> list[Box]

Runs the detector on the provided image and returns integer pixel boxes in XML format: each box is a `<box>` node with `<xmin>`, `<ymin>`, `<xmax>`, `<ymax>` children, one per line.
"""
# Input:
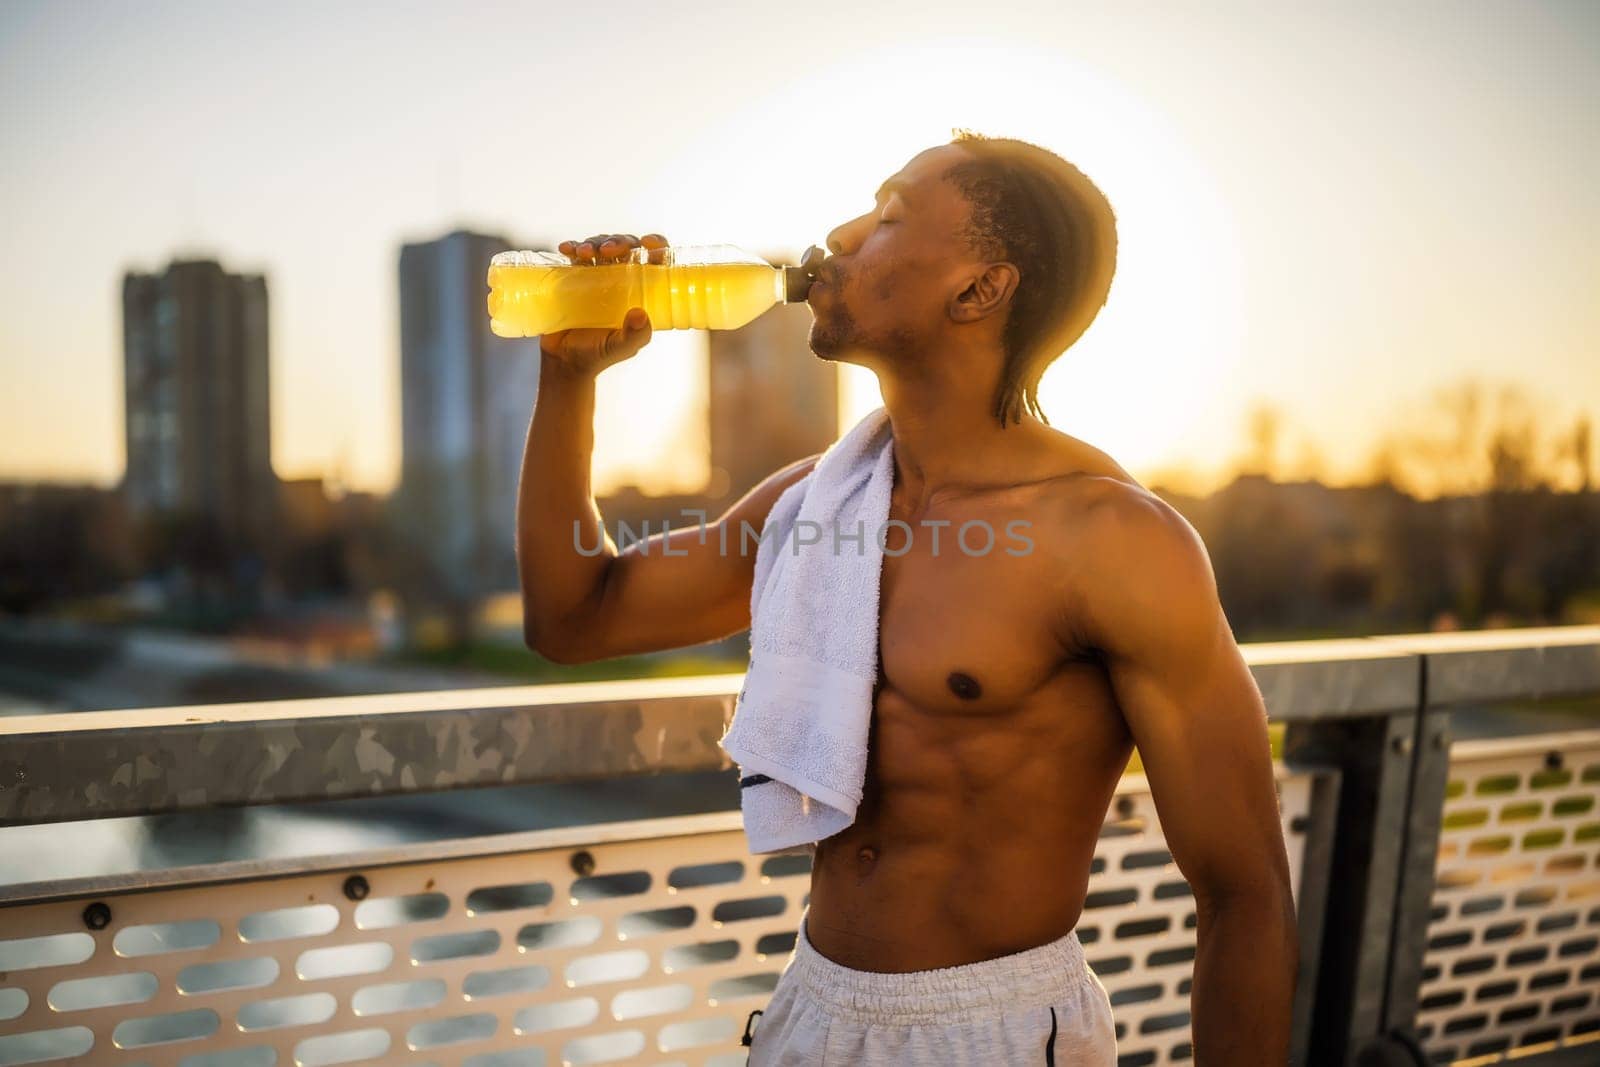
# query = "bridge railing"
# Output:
<box><xmin>1</xmin><ymin>625</ymin><xmax>1597</xmax><ymax>1067</ymax></box>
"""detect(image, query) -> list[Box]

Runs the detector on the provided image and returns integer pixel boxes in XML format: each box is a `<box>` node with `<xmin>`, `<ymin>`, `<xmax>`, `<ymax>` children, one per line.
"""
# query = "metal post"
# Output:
<box><xmin>1283</xmin><ymin>710</ymin><xmax>1420</xmax><ymax>1066</ymax></box>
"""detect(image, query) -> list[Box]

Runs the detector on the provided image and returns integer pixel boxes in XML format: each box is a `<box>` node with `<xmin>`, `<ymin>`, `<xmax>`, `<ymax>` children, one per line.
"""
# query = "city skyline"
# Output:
<box><xmin>2</xmin><ymin>1</ymin><xmax>1597</xmax><ymax>497</ymax></box>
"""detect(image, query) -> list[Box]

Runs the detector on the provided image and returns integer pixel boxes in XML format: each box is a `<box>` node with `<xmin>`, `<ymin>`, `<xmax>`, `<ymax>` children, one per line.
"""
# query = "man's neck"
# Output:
<box><xmin>876</xmin><ymin>359</ymin><xmax>1049</xmax><ymax>511</ymax></box>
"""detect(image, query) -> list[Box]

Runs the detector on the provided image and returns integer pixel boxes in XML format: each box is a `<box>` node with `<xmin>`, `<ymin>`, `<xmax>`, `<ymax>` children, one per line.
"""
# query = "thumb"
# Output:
<box><xmin>603</xmin><ymin>307</ymin><xmax>652</xmax><ymax>363</ymax></box>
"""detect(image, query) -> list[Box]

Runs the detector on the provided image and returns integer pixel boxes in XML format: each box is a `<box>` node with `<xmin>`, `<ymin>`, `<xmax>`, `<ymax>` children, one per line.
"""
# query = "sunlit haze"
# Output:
<box><xmin>2</xmin><ymin>1</ymin><xmax>1596</xmax><ymax>496</ymax></box>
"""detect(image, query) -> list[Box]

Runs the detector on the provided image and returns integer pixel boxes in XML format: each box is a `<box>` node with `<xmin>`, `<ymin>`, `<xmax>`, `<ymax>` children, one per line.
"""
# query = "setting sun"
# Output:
<box><xmin>584</xmin><ymin>38</ymin><xmax>1244</xmax><ymax>494</ymax></box>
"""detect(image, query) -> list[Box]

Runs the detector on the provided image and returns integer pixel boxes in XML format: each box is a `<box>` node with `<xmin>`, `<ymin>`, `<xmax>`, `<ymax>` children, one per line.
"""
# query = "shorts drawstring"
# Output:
<box><xmin>1045</xmin><ymin>1005</ymin><xmax>1058</xmax><ymax>1065</ymax></box>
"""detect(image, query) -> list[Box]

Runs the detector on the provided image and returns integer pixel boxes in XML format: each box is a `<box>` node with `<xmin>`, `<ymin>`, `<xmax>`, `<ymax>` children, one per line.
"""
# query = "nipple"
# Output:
<box><xmin>947</xmin><ymin>671</ymin><xmax>983</xmax><ymax>700</ymax></box>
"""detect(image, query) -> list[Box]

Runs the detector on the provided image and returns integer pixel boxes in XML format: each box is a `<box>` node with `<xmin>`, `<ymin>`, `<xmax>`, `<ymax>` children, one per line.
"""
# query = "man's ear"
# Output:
<box><xmin>949</xmin><ymin>262</ymin><xmax>1019</xmax><ymax>324</ymax></box>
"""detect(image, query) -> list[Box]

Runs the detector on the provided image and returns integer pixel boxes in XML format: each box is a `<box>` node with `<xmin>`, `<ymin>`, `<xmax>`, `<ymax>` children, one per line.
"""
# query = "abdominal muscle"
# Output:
<box><xmin>802</xmin><ymin>671</ymin><xmax>1134</xmax><ymax>973</ymax></box>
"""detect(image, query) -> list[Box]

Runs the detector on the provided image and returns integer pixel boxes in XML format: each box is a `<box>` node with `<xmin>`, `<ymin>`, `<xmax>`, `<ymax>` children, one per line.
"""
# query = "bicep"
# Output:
<box><xmin>1081</xmin><ymin>499</ymin><xmax>1287</xmax><ymax>901</ymax></box>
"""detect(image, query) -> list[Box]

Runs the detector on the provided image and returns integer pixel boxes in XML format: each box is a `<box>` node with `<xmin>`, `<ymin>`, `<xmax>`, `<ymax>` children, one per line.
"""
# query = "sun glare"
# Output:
<box><xmin>591</xmin><ymin>37</ymin><xmax>1245</xmax><ymax>494</ymax></box>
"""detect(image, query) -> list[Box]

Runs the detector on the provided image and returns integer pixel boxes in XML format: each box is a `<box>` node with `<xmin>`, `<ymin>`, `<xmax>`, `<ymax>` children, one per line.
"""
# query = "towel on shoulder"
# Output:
<box><xmin>719</xmin><ymin>406</ymin><xmax>896</xmax><ymax>854</ymax></box>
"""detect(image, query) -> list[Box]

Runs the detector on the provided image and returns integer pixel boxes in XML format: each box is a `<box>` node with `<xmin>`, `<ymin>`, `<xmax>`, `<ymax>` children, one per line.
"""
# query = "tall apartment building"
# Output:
<box><xmin>122</xmin><ymin>259</ymin><xmax>276</xmax><ymax>564</ymax></box>
<box><xmin>398</xmin><ymin>229</ymin><xmax>540</xmax><ymax>600</ymax></box>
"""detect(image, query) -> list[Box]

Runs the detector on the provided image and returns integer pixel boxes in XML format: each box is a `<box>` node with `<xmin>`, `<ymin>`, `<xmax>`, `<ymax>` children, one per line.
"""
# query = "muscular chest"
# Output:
<box><xmin>875</xmin><ymin>512</ymin><xmax>1067</xmax><ymax>715</ymax></box>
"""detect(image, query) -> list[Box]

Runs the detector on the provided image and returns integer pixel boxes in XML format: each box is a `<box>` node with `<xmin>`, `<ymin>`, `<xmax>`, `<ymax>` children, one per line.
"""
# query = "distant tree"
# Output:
<box><xmin>1239</xmin><ymin>400</ymin><xmax>1284</xmax><ymax>479</ymax></box>
<box><xmin>1570</xmin><ymin>414</ymin><xmax>1593</xmax><ymax>492</ymax></box>
<box><xmin>1360</xmin><ymin>379</ymin><xmax>1597</xmax><ymax>624</ymax></box>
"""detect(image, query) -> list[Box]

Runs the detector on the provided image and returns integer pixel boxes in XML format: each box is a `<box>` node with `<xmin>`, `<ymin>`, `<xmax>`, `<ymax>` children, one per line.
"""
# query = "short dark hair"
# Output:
<box><xmin>944</xmin><ymin>130</ymin><xmax>1118</xmax><ymax>428</ymax></box>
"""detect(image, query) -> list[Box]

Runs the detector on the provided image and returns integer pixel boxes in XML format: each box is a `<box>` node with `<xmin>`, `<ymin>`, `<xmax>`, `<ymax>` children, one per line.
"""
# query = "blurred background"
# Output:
<box><xmin>1</xmin><ymin>0</ymin><xmax>1596</xmax><ymax>712</ymax></box>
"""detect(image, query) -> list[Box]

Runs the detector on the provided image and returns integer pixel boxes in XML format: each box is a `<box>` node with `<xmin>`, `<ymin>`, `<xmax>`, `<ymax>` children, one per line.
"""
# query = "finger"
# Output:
<box><xmin>601</xmin><ymin>308</ymin><xmax>652</xmax><ymax>364</ymax></box>
<box><xmin>641</xmin><ymin>233</ymin><xmax>668</xmax><ymax>265</ymax></box>
<box><xmin>598</xmin><ymin>234</ymin><xmax>637</xmax><ymax>263</ymax></box>
<box><xmin>577</xmin><ymin>236</ymin><xmax>614</xmax><ymax>264</ymax></box>
<box><xmin>558</xmin><ymin>240</ymin><xmax>576</xmax><ymax>258</ymax></box>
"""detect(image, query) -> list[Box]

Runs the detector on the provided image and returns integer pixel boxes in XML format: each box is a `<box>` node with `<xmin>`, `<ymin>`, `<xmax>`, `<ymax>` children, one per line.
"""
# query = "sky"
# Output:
<box><xmin>2</xmin><ymin>0</ymin><xmax>1597</xmax><ymax>496</ymax></box>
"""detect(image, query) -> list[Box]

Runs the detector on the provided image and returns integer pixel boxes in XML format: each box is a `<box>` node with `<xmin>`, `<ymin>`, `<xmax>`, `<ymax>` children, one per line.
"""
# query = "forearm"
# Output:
<box><xmin>516</xmin><ymin>358</ymin><xmax>613</xmax><ymax>646</ymax></box>
<box><xmin>1189</xmin><ymin>886</ymin><xmax>1298</xmax><ymax>1065</ymax></box>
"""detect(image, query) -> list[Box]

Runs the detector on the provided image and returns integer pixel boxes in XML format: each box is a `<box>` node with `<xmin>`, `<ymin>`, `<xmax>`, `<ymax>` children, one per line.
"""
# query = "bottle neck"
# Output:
<box><xmin>780</xmin><ymin>265</ymin><xmax>813</xmax><ymax>304</ymax></box>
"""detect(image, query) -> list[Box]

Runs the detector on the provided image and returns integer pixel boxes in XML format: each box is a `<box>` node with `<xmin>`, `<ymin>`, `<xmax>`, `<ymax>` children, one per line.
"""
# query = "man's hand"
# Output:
<box><xmin>538</xmin><ymin>232</ymin><xmax>668</xmax><ymax>377</ymax></box>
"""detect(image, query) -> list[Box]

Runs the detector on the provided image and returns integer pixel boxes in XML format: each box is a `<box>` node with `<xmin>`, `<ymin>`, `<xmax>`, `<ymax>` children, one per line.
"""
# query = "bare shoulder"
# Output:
<box><xmin>1030</xmin><ymin>452</ymin><xmax>1218</xmax><ymax>656</ymax></box>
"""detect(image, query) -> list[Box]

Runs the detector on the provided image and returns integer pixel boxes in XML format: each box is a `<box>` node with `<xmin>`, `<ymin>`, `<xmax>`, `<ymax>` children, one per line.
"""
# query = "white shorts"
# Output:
<box><xmin>745</xmin><ymin>909</ymin><xmax>1118</xmax><ymax>1065</ymax></box>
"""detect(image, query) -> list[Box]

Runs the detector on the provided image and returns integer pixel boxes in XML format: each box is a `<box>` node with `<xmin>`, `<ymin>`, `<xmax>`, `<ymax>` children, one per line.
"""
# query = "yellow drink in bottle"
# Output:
<box><xmin>486</xmin><ymin>245</ymin><xmax>811</xmax><ymax>337</ymax></box>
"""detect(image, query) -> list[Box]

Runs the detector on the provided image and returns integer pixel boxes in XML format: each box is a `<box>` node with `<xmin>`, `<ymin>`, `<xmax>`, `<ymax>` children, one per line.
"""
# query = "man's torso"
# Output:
<box><xmin>805</xmin><ymin>440</ymin><xmax>1149</xmax><ymax>972</ymax></box>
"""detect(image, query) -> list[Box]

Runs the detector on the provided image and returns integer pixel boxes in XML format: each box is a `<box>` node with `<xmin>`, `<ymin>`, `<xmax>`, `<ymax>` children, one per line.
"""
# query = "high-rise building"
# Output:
<box><xmin>397</xmin><ymin>229</ymin><xmax>540</xmax><ymax>601</ymax></box>
<box><xmin>122</xmin><ymin>259</ymin><xmax>276</xmax><ymax>567</ymax></box>
<box><xmin>707</xmin><ymin>291</ymin><xmax>838</xmax><ymax>502</ymax></box>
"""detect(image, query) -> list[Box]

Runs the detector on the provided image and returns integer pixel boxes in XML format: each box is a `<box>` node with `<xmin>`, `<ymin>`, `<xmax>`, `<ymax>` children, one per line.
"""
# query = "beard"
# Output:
<box><xmin>808</xmin><ymin>300</ymin><xmax>859</xmax><ymax>361</ymax></box>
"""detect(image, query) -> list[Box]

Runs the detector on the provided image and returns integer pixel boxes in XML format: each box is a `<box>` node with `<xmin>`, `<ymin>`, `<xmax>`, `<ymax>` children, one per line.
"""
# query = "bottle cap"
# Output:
<box><xmin>782</xmin><ymin>245</ymin><xmax>827</xmax><ymax>303</ymax></box>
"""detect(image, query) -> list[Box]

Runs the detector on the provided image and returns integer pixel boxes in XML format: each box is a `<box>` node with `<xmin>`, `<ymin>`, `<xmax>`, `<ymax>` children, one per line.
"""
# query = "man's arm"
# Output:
<box><xmin>518</xmin><ymin>338</ymin><xmax>819</xmax><ymax>664</ymax></box>
<box><xmin>1069</xmin><ymin>488</ymin><xmax>1298</xmax><ymax>1065</ymax></box>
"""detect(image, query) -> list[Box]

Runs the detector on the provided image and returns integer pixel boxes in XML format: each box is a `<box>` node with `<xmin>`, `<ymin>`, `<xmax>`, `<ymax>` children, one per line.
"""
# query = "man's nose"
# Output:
<box><xmin>826</xmin><ymin>216</ymin><xmax>869</xmax><ymax>257</ymax></box>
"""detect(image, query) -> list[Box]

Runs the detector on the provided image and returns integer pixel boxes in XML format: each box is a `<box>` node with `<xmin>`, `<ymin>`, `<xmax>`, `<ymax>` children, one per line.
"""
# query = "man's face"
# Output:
<box><xmin>808</xmin><ymin>144</ymin><xmax>984</xmax><ymax>366</ymax></box>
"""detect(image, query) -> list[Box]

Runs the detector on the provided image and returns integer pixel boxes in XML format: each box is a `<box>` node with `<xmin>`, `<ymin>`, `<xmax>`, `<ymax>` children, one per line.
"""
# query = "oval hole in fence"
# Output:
<box><xmin>661</xmin><ymin>939</ymin><xmax>739</xmax><ymax>972</ymax></box>
<box><xmin>563</xmin><ymin>1029</ymin><xmax>645</xmax><ymax>1064</ymax></box>
<box><xmin>517</xmin><ymin>916</ymin><xmax>602</xmax><ymax>952</ymax></box>
<box><xmin>513</xmin><ymin>997</ymin><xmax>599</xmax><ymax>1035</ymax></box>
<box><xmin>294</xmin><ymin>1027</ymin><xmax>390</xmax><ymax>1067</ymax></box>
<box><xmin>1110</xmin><ymin>983</ymin><xmax>1163</xmax><ymax>1007</ymax></box>
<box><xmin>617</xmin><ymin>906</ymin><xmax>695</xmax><ymax>941</ymax></box>
<box><xmin>611</xmin><ymin>983</ymin><xmax>693</xmax><ymax>1021</ymax></box>
<box><xmin>1083</xmin><ymin>888</ymin><xmax>1137</xmax><ymax>910</ymax></box>
<box><xmin>755</xmin><ymin>931</ymin><xmax>796</xmax><ymax>958</ymax></box>
<box><xmin>112</xmin><ymin>1008</ymin><xmax>219</xmax><ymax>1049</ymax></box>
<box><xmin>179</xmin><ymin>1047</ymin><xmax>277</xmax><ymax>1067</ymax></box>
<box><xmin>0</xmin><ymin>987</ymin><xmax>26</xmax><ymax>1021</ymax></box>
<box><xmin>238</xmin><ymin>904</ymin><xmax>339</xmax><ymax>943</ymax></box>
<box><xmin>412</xmin><ymin>929</ymin><xmax>499</xmax><ymax>964</ymax></box>
<box><xmin>355</xmin><ymin>892</ymin><xmax>448</xmax><ymax>930</ymax></box>
<box><xmin>177</xmin><ymin>957</ymin><xmax>278</xmax><ymax>995</ymax></box>
<box><xmin>1121</xmin><ymin>849</ymin><xmax>1172</xmax><ymax>870</ymax></box>
<box><xmin>114</xmin><ymin>920</ymin><xmax>220</xmax><ymax>958</ymax></box>
<box><xmin>658</xmin><ymin>1016</ymin><xmax>736</xmax><ymax>1052</ymax></box>
<box><xmin>0</xmin><ymin>1025</ymin><xmax>95</xmax><ymax>1064</ymax></box>
<box><xmin>295</xmin><ymin>942</ymin><xmax>393</xmax><ymax>981</ymax></box>
<box><xmin>571</xmin><ymin>871</ymin><xmax>651</xmax><ymax>902</ymax></box>
<box><xmin>565</xmin><ymin>949</ymin><xmax>649</xmax><ymax>988</ymax></box>
<box><xmin>466</xmin><ymin>882</ymin><xmax>554</xmax><ymax>916</ymax></box>
<box><xmin>462</xmin><ymin>1051</ymin><xmax>545</xmax><ymax>1067</ymax></box>
<box><xmin>237</xmin><ymin>992</ymin><xmax>338</xmax><ymax>1033</ymax></box>
<box><xmin>710</xmin><ymin>895</ymin><xmax>785</xmax><ymax>925</ymax></box>
<box><xmin>406</xmin><ymin>1012</ymin><xmax>497</xmax><ymax>1050</ymax></box>
<box><xmin>667</xmin><ymin>861</ymin><xmax>744</xmax><ymax>890</ymax></box>
<box><xmin>48</xmin><ymin>971</ymin><xmax>158</xmax><ymax>1012</ymax></box>
<box><xmin>760</xmin><ymin>854</ymin><xmax>812</xmax><ymax>879</ymax></box>
<box><xmin>351</xmin><ymin>978</ymin><xmax>446</xmax><ymax>1017</ymax></box>
<box><xmin>463</xmin><ymin>964</ymin><xmax>549</xmax><ymax>1001</ymax></box>
<box><xmin>0</xmin><ymin>932</ymin><xmax>95</xmax><ymax>972</ymax></box>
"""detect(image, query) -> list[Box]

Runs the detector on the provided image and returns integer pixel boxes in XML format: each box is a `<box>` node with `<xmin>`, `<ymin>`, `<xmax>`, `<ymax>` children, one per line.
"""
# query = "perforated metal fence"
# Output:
<box><xmin>0</xmin><ymin>771</ymin><xmax>1315</xmax><ymax>1067</ymax></box>
<box><xmin>1416</xmin><ymin>730</ymin><xmax>1600</xmax><ymax>1065</ymax></box>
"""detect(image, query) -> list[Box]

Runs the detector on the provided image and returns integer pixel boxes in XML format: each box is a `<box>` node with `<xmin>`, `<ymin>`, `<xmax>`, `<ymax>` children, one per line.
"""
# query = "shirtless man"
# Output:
<box><xmin>517</xmin><ymin>132</ymin><xmax>1297</xmax><ymax>1064</ymax></box>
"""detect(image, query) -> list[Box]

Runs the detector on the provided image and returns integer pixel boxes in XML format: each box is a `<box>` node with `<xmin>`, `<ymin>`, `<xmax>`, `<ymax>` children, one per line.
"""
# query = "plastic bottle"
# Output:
<box><xmin>486</xmin><ymin>244</ymin><xmax>822</xmax><ymax>338</ymax></box>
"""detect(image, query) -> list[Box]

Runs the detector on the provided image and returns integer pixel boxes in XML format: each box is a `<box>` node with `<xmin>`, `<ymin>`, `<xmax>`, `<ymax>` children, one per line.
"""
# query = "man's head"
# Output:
<box><xmin>808</xmin><ymin>132</ymin><xmax>1117</xmax><ymax>428</ymax></box>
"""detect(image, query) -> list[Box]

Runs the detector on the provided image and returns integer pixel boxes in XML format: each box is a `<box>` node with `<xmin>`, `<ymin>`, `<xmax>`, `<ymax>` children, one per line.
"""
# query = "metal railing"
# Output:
<box><xmin>1</xmin><ymin>625</ymin><xmax>1597</xmax><ymax>1067</ymax></box>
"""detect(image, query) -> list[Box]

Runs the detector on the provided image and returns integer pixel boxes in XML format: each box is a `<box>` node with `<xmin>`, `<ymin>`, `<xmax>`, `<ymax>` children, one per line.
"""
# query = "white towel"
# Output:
<box><xmin>719</xmin><ymin>406</ymin><xmax>896</xmax><ymax>854</ymax></box>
